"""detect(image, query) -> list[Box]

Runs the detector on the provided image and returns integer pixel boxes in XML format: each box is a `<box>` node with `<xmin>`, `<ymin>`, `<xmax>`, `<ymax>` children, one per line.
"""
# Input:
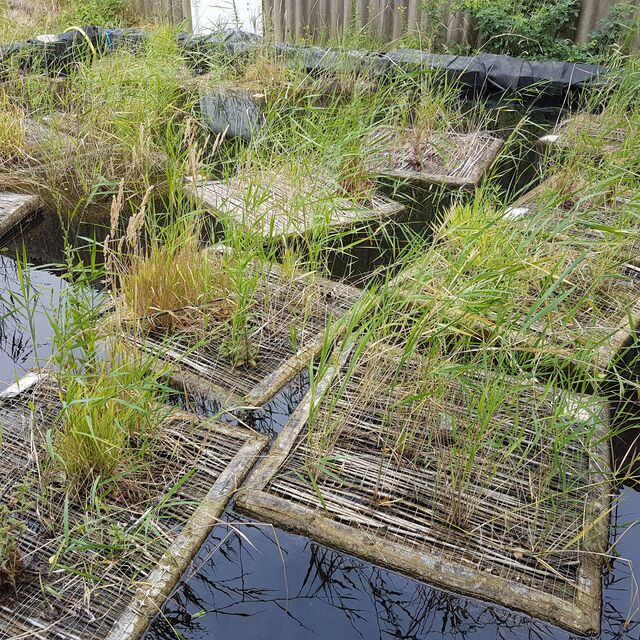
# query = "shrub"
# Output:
<box><xmin>65</xmin><ymin>0</ymin><xmax>127</xmax><ymax>26</ymax></box>
<box><xmin>458</xmin><ymin>0</ymin><xmax>580</xmax><ymax>60</ymax></box>
<box><xmin>585</xmin><ymin>2</ymin><xmax>640</xmax><ymax>59</ymax></box>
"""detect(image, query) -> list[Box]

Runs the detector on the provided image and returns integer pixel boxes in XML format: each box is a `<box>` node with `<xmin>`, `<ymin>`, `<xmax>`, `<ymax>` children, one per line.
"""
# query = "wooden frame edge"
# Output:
<box><xmin>236</xmin><ymin>372</ymin><xmax>610</xmax><ymax>636</ymax></box>
<box><xmin>105</xmin><ymin>428</ymin><xmax>269</xmax><ymax>640</ymax></box>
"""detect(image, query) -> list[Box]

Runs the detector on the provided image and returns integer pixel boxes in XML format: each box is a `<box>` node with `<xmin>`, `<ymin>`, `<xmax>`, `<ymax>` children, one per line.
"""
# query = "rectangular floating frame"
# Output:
<box><xmin>0</xmin><ymin>372</ymin><xmax>268</xmax><ymax>640</ymax></box>
<box><xmin>114</xmin><ymin>256</ymin><xmax>363</xmax><ymax>408</ymax></box>
<box><xmin>391</xmin><ymin>176</ymin><xmax>640</xmax><ymax>382</ymax></box>
<box><xmin>537</xmin><ymin>113</ymin><xmax>625</xmax><ymax>156</ymax></box>
<box><xmin>236</xmin><ymin>350</ymin><xmax>611</xmax><ymax>635</ymax></box>
<box><xmin>0</xmin><ymin>192</ymin><xmax>42</xmax><ymax>242</ymax></box>
<box><xmin>185</xmin><ymin>177</ymin><xmax>405</xmax><ymax>241</ymax></box>
<box><xmin>504</xmin><ymin>176</ymin><xmax>640</xmax><ymax>268</ymax></box>
<box><xmin>369</xmin><ymin>130</ymin><xmax>505</xmax><ymax>191</ymax></box>
<box><xmin>392</xmin><ymin>258</ymin><xmax>640</xmax><ymax>381</ymax></box>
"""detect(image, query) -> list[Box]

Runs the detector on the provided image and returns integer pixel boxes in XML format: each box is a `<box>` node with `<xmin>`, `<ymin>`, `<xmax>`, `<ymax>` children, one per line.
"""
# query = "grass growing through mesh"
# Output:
<box><xmin>51</xmin><ymin>362</ymin><xmax>169</xmax><ymax>494</ymax></box>
<box><xmin>282</xmin><ymin>53</ymin><xmax>640</xmax><ymax>588</ymax></box>
<box><xmin>0</xmin><ymin>504</ymin><xmax>25</xmax><ymax>591</ymax></box>
<box><xmin>0</xmin><ymin>26</ymin><xmax>196</xmax><ymax>215</ymax></box>
<box><xmin>389</xmin><ymin>172</ymin><xmax>640</xmax><ymax>386</ymax></box>
<box><xmin>284</xmin><ymin>281</ymin><xmax>612</xmax><ymax>614</ymax></box>
<box><xmin>0</xmin><ymin>236</ymin><xmax>236</xmax><ymax>616</ymax></box>
<box><xmin>0</xmin><ymin>26</ymin><xmax>638</xmax><ymax>630</ymax></box>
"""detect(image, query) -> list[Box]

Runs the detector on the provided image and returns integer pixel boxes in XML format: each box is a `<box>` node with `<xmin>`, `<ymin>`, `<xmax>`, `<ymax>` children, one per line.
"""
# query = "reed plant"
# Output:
<box><xmin>0</xmin><ymin>25</ymin><xmax>638</xmax><ymax>630</ymax></box>
<box><xmin>115</xmin><ymin>228</ymin><xmax>234</xmax><ymax>332</ymax></box>
<box><xmin>0</xmin><ymin>27</ymin><xmax>197</xmax><ymax>216</ymax></box>
<box><xmin>0</xmin><ymin>504</ymin><xmax>25</xmax><ymax>590</ymax></box>
<box><xmin>304</xmin><ymin>284</ymin><xmax>607</xmax><ymax>545</ymax></box>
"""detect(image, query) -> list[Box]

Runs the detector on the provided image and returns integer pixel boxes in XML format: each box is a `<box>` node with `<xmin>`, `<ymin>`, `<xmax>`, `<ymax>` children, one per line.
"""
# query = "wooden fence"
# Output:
<box><xmin>264</xmin><ymin>0</ymin><xmax>639</xmax><ymax>44</ymax></box>
<box><xmin>129</xmin><ymin>0</ymin><xmax>192</xmax><ymax>29</ymax></box>
<box><xmin>130</xmin><ymin>0</ymin><xmax>638</xmax><ymax>48</ymax></box>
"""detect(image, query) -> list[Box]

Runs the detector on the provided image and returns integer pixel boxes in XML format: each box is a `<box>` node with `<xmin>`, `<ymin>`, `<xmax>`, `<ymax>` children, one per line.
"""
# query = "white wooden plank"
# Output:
<box><xmin>0</xmin><ymin>192</ymin><xmax>41</xmax><ymax>239</ymax></box>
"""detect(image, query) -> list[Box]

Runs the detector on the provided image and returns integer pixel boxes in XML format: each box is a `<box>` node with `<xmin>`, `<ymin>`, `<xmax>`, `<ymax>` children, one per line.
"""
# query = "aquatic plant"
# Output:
<box><xmin>52</xmin><ymin>363</ymin><xmax>166</xmax><ymax>491</ymax></box>
<box><xmin>0</xmin><ymin>505</ymin><xmax>25</xmax><ymax>590</ymax></box>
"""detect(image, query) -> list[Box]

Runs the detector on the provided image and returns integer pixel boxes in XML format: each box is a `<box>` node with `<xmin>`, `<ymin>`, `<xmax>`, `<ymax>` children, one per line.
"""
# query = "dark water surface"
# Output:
<box><xmin>141</xmin><ymin>433</ymin><xmax>640</xmax><ymax>640</ymax></box>
<box><xmin>145</xmin><ymin>492</ymin><xmax>640</xmax><ymax>640</ymax></box>
<box><xmin>2</xmin><ymin>213</ymin><xmax>639</xmax><ymax>640</ymax></box>
<box><xmin>0</xmin><ymin>253</ymin><xmax>63</xmax><ymax>385</ymax></box>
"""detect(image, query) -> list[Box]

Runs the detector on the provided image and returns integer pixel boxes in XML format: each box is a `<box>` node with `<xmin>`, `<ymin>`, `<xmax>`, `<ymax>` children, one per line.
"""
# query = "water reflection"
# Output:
<box><xmin>169</xmin><ymin>370</ymin><xmax>309</xmax><ymax>437</ymax></box>
<box><xmin>0</xmin><ymin>254</ymin><xmax>63</xmax><ymax>384</ymax></box>
<box><xmin>146</xmin><ymin>496</ymin><xmax>640</xmax><ymax>640</ymax></box>
<box><xmin>611</xmin><ymin>391</ymin><xmax>640</xmax><ymax>485</ymax></box>
<box><xmin>2</xmin><ymin>198</ymin><xmax>639</xmax><ymax>640</ymax></box>
<box><xmin>2</xmin><ymin>209</ymin><xmax>110</xmax><ymax>269</ymax></box>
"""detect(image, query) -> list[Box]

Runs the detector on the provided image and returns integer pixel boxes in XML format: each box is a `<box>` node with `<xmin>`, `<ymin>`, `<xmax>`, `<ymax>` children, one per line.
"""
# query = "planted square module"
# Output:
<box><xmin>108</xmin><ymin>245</ymin><xmax>362</xmax><ymax>407</ymax></box>
<box><xmin>237</xmin><ymin>343</ymin><xmax>610</xmax><ymax>635</ymax></box>
<box><xmin>0</xmin><ymin>373</ymin><xmax>267</xmax><ymax>639</ymax></box>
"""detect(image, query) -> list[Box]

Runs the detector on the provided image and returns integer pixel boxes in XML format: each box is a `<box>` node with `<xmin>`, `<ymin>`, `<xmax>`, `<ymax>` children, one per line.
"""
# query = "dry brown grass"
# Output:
<box><xmin>0</xmin><ymin>107</ymin><xmax>27</xmax><ymax>161</ymax></box>
<box><xmin>2</xmin><ymin>1</ymin><xmax>64</xmax><ymax>34</ymax></box>
<box><xmin>107</xmin><ymin>200</ymin><xmax>235</xmax><ymax>332</ymax></box>
<box><xmin>118</xmin><ymin>239</ymin><xmax>236</xmax><ymax>331</ymax></box>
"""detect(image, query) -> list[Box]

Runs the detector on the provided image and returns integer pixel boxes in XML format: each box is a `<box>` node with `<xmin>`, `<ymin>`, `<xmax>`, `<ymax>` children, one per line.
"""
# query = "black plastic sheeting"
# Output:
<box><xmin>0</xmin><ymin>26</ymin><xmax>607</xmax><ymax>107</ymax></box>
<box><xmin>0</xmin><ymin>26</ymin><xmax>147</xmax><ymax>75</ymax></box>
<box><xmin>199</xmin><ymin>87</ymin><xmax>264</xmax><ymax>141</ymax></box>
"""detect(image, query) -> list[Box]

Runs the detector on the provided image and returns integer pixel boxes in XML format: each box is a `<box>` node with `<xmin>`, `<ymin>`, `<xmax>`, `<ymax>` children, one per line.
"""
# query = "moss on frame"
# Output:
<box><xmin>236</xmin><ymin>343</ymin><xmax>610</xmax><ymax>635</ymax></box>
<box><xmin>0</xmin><ymin>372</ymin><xmax>267</xmax><ymax>640</ymax></box>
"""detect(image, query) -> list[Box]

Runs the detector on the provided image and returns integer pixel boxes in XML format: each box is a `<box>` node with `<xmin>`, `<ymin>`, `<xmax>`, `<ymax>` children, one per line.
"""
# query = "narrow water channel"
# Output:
<box><xmin>145</xmin><ymin>493</ymin><xmax>640</xmax><ymax>640</ymax></box>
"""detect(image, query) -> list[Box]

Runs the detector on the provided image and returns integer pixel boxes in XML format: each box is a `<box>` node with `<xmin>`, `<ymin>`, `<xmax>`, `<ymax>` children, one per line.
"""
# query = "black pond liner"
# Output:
<box><xmin>1</xmin><ymin>27</ymin><xmax>607</xmax><ymax>108</ymax></box>
<box><xmin>198</xmin><ymin>84</ymin><xmax>265</xmax><ymax>141</ymax></box>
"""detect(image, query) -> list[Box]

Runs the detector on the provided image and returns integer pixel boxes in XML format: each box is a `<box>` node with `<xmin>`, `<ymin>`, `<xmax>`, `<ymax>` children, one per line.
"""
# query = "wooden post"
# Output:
<box><xmin>182</xmin><ymin>0</ymin><xmax>192</xmax><ymax>30</ymax></box>
<box><xmin>575</xmin><ymin>0</ymin><xmax>616</xmax><ymax>44</ymax></box>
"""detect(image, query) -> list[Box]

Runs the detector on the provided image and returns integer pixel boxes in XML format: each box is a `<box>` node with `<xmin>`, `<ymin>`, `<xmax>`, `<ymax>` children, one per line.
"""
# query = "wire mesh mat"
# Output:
<box><xmin>367</xmin><ymin>129</ymin><xmax>504</xmax><ymax>187</ymax></box>
<box><xmin>505</xmin><ymin>176</ymin><xmax>640</xmax><ymax>267</ymax></box>
<box><xmin>0</xmin><ymin>192</ymin><xmax>41</xmax><ymax>241</ymax></box>
<box><xmin>391</xmin><ymin>234</ymin><xmax>640</xmax><ymax>376</ymax></box>
<box><xmin>237</xmin><ymin>344</ymin><xmax>610</xmax><ymax>634</ymax></box>
<box><xmin>120</xmin><ymin>263</ymin><xmax>361</xmax><ymax>406</ymax></box>
<box><xmin>539</xmin><ymin>113</ymin><xmax>627</xmax><ymax>154</ymax></box>
<box><xmin>188</xmin><ymin>170</ymin><xmax>404</xmax><ymax>239</ymax></box>
<box><xmin>0</xmin><ymin>375</ymin><xmax>267</xmax><ymax>640</ymax></box>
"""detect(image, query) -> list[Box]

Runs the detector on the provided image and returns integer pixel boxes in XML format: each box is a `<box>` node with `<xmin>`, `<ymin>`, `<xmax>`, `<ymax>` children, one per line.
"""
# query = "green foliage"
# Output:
<box><xmin>65</xmin><ymin>0</ymin><xmax>127</xmax><ymax>26</ymax></box>
<box><xmin>399</xmin><ymin>0</ymin><xmax>450</xmax><ymax>50</ymax></box>
<box><xmin>52</xmin><ymin>363</ymin><xmax>166</xmax><ymax>492</ymax></box>
<box><xmin>459</xmin><ymin>0</ymin><xmax>580</xmax><ymax>60</ymax></box>
<box><xmin>458</xmin><ymin>0</ymin><xmax>638</xmax><ymax>62</ymax></box>
<box><xmin>0</xmin><ymin>505</ymin><xmax>25</xmax><ymax>590</ymax></box>
<box><xmin>585</xmin><ymin>2</ymin><xmax>640</xmax><ymax>59</ymax></box>
<box><xmin>72</xmin><ymin>27</ymin><xmax>186</xmax><ymax>145</ymax></box>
